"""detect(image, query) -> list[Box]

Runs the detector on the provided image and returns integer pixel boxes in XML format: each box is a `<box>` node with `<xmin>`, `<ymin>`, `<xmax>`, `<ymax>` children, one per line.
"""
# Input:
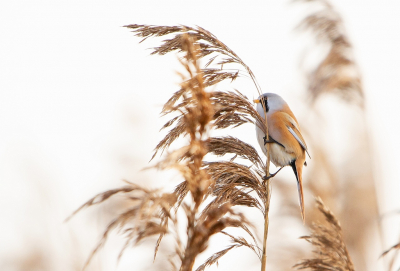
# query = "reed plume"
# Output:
<box><xmin>66</xmin><ymin>182</ymin><xmax>178</xmax><ymax>270</ymax></box>
<box><xmin>381</xmin><ymin>241</ymin><xmax>400</xmax><ymax>271</ymax></box>
<box><xmin>68</xmin><ymin>30</ymin><xmax>276</xmax><ymax>271</ymax></box>
<box><xmin>296</xmin><ymin>0</ymin><xmax>363</xmax><ymax>105</ymax></box>
<box><xmin>382</xmin><ymin>243</ymin><xmax>400</xmax><ymax>258</ymax></box>
<box><xmin>290</xmin><ymin>1</ymin><xmax>382</xmax><ymax>270</ymax></box>
<box><xmin>294</xmin><ymin>197</ymin><xmax>355</xmax><ymax>271</ymax></box>
<box><xmin>125</xmin><ymin>24</ymin><xmax>276</xmax><ymax>270</ymax></box>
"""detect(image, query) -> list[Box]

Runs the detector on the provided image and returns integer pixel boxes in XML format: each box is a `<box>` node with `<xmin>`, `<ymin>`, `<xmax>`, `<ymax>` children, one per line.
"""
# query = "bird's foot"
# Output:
<box><xmin>263</xmin><ymin>136</ymin><xmax>274</xmax><ymax>146</ymax></box>
<box><xmin>262</xmin><ymin>173</ymin><xmax>275</xmax><ymax>181</ymax></box>
<box><xmin>263</xmin><ymin>136</ymin><xmax>285</xmax><ymax>148</ymax></box>
<box><xmin>262</xmin><ymin>166</ymin><xmax>284</xmax><ymax>183</ymax></box>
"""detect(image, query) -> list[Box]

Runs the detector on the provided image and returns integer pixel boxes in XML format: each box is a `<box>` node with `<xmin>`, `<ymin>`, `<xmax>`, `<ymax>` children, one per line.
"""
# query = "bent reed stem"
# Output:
<box><xmin>261</xmin><ymin>178</ymin><xmax>271</xmax><ymax>271</ymax></box>
<box><xmin>261</xmin><ymin>99</ymin><xmax>271</xmax><ymax>271</ymax></box>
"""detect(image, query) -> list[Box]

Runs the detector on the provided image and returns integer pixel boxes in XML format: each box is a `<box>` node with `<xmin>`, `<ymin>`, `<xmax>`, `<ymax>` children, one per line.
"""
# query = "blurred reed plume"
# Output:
<box><xmin>291</xmin><ymin>0</ymin><xmax>381</xmax><ymax>270</ymax></box>
<box><xmin>294</xmin><ymin>197</ymin><xmax>355</xmax><ymax>271</ymax></box>
<box><xmin>381</xmin><ymin>241</ymin><xmax>400</xmax><ymax>271</ymax></box>
<box><xmin>67</xmin><ymin>182</ymin><xmax>177</xmax><ymax>269</ymax></box>
<box><xmin>296</xmin><ymin>0</ymin><xmax>363</xmax><ymax>105</ymax></box>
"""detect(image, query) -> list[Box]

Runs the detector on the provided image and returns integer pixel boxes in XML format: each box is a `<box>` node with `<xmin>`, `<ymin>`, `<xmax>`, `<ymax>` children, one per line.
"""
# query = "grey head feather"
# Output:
<box><xmin>257</xmin><ymin>93</ymin><xmax>288</xmax><ymax>114</ymax></box>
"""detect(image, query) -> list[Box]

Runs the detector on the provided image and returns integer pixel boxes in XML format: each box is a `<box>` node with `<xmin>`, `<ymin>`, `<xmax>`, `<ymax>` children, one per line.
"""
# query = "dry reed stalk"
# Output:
<box><xmin>294</xmin><ymin>197</ymin><xmax>355</xmax><ymax>271</ymax></box>
<box><xmin>259</xmin><ymin>93</ymin><xmax>271</xmax><ymax>271</ymax></box>
<box><xmin>260</xmin><ymin>176</ymin><xmax>271</xmax><ymax>271</ymax></box>
<box><xmin>261</xmin><ymin>113</ymin><xmax>271</xmax><ymax>271</ymax></box>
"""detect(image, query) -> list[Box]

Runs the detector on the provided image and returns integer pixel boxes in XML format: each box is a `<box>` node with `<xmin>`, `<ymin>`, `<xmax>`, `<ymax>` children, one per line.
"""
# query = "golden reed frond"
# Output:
<box><xmin>69</xmin><ymin>180</ymin><xmax>177</xmax><ymax>270</ymax></box>
<box><xmin>294</xmin><ymin>197</ymin><xmax>355</xmax><ymax>271</ymax></box>
<box><xmin>152</xmin><ymin>90</ymin><xmax>267</xmax><ymax>160</ymax></box>
<box><xmin>204</xmin><ymin>161</ymin><xmax>267</xmax><ymax>212</ymax></box>
<box><xmin>196</xmin><ymin>231</ymin><xmax>261</xmax><ymax>271</ymax></box>
<box><xmin>207</xmin><ymin>136</ymin><xmax>265</xmax><ymax>168</ymax></box>
<box><xmin>124</xmin><ymin>24</ymin><xmax>263</xmax><ymax>95</ymax></box>
<box><xmin>296</xmin><ymin>0</ymin><xmax>363</xmax><ymax>105</ymax></box>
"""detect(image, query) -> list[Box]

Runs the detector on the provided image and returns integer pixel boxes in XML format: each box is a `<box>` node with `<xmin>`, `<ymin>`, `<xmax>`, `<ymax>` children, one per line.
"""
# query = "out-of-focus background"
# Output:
<box><xmin>1</xmin><ymin>1</ymin><xmax>400</xmax><ymax>270</ymax></box>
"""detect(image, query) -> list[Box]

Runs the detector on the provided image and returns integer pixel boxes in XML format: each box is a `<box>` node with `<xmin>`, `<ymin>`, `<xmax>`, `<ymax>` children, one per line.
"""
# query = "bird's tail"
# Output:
<box><xmin>290</xmin><ymin>160</ymin><xmax>305</xmax><ymax>223</ymax></box>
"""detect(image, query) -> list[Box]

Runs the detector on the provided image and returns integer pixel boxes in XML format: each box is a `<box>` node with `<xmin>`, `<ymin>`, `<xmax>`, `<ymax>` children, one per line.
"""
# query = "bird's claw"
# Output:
<box><xmin>262</xmin><ymin>173</ymin><xmax>276</xmax><ymax>181</ymax></box>
<box><xmin>263</xmin><ymin>136</ymin><xmax>284</xmax><ymax>148</ymax></box>
<box><xmin>263</xmin><ymin>136</ymin><xmax>271</xmax><ymax>146</ymax></box>
<box><xmin>262</xmin><ymin>166</ymin><xmax>284</xmax><ymax>184</ymax></box>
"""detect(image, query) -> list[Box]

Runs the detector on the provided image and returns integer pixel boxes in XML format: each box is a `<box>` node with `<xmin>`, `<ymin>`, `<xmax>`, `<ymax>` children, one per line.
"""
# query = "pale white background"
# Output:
<box><xmin>1</xmin><ymin>1</ymin><xmax>400</xmax><ymax>270</ymax></box>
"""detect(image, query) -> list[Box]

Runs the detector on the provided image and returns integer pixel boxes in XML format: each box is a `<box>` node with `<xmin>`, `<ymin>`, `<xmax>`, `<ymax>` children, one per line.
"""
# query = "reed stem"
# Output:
<box><xmin>261</xmin><ymin>109</ymin><xmax>271</xmax><ymax>271</ymax></box>
<box><xmin>261</xmin><ymin>178</ymin><xmax>271</xmax><ymax>271</ymax></box>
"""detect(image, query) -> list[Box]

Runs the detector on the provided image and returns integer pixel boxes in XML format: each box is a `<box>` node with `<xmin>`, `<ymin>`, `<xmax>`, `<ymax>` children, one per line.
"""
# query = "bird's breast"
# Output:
<box><xmin>256</xmin><ymin>125</ymin><xmax>295</xmax><ymax>167</ymax></box>
<box><xmin>269</xmin><ymin>143</ymin><xmax>296</xmax><ymax>167</ymax></box>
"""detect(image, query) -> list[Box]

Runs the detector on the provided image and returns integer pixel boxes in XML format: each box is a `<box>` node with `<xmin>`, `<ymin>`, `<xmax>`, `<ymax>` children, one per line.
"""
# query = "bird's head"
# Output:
<box><xmin>254</xmin><ymin>93</ymin><xmax>286</xmax><ymax>114</ymax></box>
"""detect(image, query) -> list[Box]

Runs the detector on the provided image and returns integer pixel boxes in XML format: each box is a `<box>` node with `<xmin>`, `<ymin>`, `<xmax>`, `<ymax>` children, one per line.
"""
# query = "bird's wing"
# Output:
<box><xmin>282</xmin><ymin>113</ymin><xmax>311</xmax><ymax>159</ymax></box>
<box><xmin>287</xmin><ymin>126</ymin><xmax>310</xmax><ymax>157</ymax></box>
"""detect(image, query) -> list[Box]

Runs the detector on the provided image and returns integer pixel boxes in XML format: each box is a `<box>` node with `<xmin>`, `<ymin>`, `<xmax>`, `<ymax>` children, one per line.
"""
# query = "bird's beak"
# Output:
<box><xmin>253</xmin><ymin>99</ymin><xmax>260</xmax><ymax>103</ymax></box>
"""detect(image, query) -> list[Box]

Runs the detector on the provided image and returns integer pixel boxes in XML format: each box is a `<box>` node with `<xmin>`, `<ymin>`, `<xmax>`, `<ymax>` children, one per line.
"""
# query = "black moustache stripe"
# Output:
<box><xmin>262</xmin><ymin>98</ymin><xmax>269</xmax><ymax>112</ymax></box>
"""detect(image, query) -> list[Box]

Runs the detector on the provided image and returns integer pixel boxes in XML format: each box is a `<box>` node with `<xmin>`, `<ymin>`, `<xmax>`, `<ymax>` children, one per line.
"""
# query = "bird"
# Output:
<box><xmin>254</xmin><ymin>93</ymin><xmax>310</xmax><ymax>222</ymax></box>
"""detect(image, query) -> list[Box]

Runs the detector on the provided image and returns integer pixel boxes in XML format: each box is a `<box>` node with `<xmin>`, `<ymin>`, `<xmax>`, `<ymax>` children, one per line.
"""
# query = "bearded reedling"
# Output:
<box><xmin>254</xmin><ymin>93</ymin><xmax>310</xmax><ymax>222</ymax></box>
